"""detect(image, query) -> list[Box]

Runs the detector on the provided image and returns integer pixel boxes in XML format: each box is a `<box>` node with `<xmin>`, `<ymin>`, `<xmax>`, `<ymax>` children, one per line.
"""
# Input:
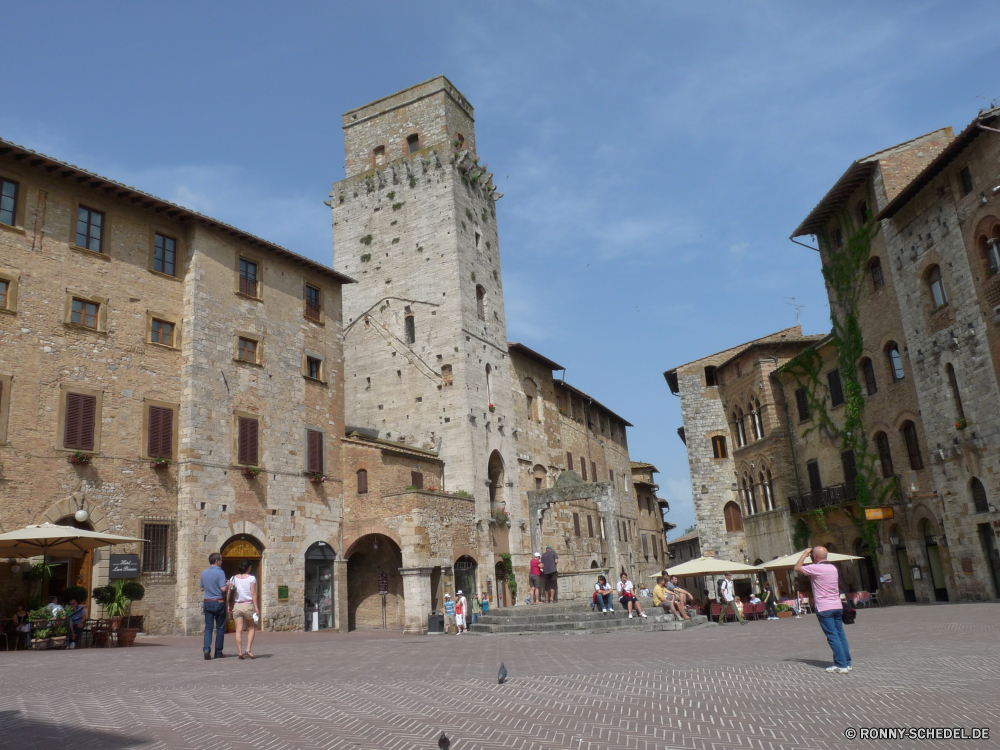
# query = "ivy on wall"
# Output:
<box><xmin>781</xmin><ymin>203</ymin><xmax>894</xmax><ymax>555</ymax></box>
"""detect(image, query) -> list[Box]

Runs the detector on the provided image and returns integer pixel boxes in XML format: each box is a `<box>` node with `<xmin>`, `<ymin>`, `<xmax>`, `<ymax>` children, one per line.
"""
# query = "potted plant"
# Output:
<box><xmin>152</xmin><ymin>456</ymin><xmax>171</xmax><ymax>468</ymax></box>
<box><xmin>488</xmin><ymin>404</ymin><xmax>495</xmax><ymax>413</ymax></box>
<box><xmin>69</xmin><ymin>451</ymin><xmax>93</xmax><ymax>465</ymax></box>
<box><xmin>491</xmin><ymin>507</ymin><xmax>511</xmax><ymax>526</ymax></box>
<box><xmin>93</xmin><ymin>580</ymin><xmax>145</xmax><ymax>644</ymax></box>
<box><xmin>956</xmin><ymin>418</ymin><xmax>968</xmax><ymax>430</ymax></box>
<box><xmin>775</xmin><ymin>604</ymin><xmax>795</xmax><ymax>619</ymax></box>
<box><xmin>242</xmin><ymin>465</ymin><xmax>263</xmax><ymax>478</ymax></box>
<box><xmin>306</xmin><ymin>471</ymin><xmax>326</xmax><ymax>483</ymax></box>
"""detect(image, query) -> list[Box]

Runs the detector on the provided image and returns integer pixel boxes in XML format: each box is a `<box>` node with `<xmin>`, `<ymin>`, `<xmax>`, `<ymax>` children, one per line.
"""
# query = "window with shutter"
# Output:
<box><xmin>238</xmin><ymin>417</ymin><xmax>259</xmax><ymax>465</ymax></box>
<box><xmin>148</xmin><ymin>406</ymin><xmax>173</xmax><ymax>459</ymax></box>
<box><xmin>587</xmin><ymin>515</ymin><xmax>594</xmax><ymax>537</ymax></box>
<box><xmin>357</xmin><ymin>469</ymin><xmax>368</xmax><ymax>494</ymax></box>
<box><xmin>306</xmin><ymin>429</ymin><xmax>324</xmax><ymax>474</ymax></box>
<box><xmin>841</xmin><ymin>450</ymin><xmax>857</xmax><ymax>486</ymax></box>
<box><xmin>573</xmin><ymin>512</ymin><xmax>581</xmax><ymax>537</ymax></box>
<box><xmin>827</xmin><ymin>369</ymin><xmax>844</xmax><ymax>407</ymax></box>
<box><xmin>902</xmin><ymin>421</ymin><xmax>924</xmax><ymax>470</ymax></box>
<box><xmin>875</xmin><ymin>432</ymin><xmax>894</xmax><ymax>478</ymax></box>
<box><xmin>566</xmin><ymin>452</ymin><xmax>573</xmax><ymax>470</ymax></box>
<box><xmin>591</xmin><ymin>461</ymin><xmax>597</xmax><ymax>483</ymax></box>
<box><xmin>642</xmin><ymin>534</ymin><xmax>649</xmax><ymax>559</ymax></box>
<box><xmin>64</xmin><ymin>393</ymin><xmax>97</xmax><ymax>451</ymax></box>
<box><xmin>806</xmin><ymin>460</ymin><xmax>822</xmax><ymax>493</ymax></box>
<box><xmin>581</xmin><ymin>461</ymin><xmax>587</xmax><ymax>481</ymax></box>
<box><xmin>795</xmin><ymin>387</ymin><xmax>810</xmax><ymax>421</ymax></box>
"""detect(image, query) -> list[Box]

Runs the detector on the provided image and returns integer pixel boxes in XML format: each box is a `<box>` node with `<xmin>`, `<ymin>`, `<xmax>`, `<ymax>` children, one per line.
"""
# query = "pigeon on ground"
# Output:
<box><xmin>498</xmin><ymin>662</ymin><xmax>507</xmax><ymax>684</ymax></box>
<box><xmin>438</xmin><ymin>731</ymin><xmax>450</xmax><ymax>750</ymax></box>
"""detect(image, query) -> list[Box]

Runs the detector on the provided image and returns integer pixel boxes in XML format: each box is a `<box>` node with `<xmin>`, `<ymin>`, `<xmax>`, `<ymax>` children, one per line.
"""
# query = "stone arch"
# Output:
<box><xmin>300</xmin><ymin>530</ymin><xmax>340</xmax><ymax>558</ymax></box>
<box><xmin>905</xmin><ymin>501</ymin><xmax>941</xmax><ymax>540</ymax></box>
<box><xmin>346</xmin><ymin>533</ymin><xmax>404</xmax><ymax>630</ymax></box>
<box><xmin>488</xmin><ymin>450</ymin><xmax>505</xmax><ymax>509</ymax></box>
<box><xmin>891</xmin><ymin>410</ymin><xmax>922</xmax><ymax>432</ymax></box>
<box><xmin>39</xmin><ymin>491</ymin><xmax>111</xmax><ymax>533</ymax></box>
<box><xmin>344</xmin><ymin>523</ymin><xmax>402</xmax><ymax>558</ymax></box>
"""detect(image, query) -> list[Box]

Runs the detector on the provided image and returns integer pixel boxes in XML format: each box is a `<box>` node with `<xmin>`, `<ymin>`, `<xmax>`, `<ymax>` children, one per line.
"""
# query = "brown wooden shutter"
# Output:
<box><xmin>65</xmin><ymin>393</ymin><xmax>97</xmax><ymax>450</ymax></box>
<box><xmin>587</xmin><ymin>515</ymin><xmax>594</xmax><ymax>537</ymax></box>
<box><xmin>357</xmin><ymin>469</ymin><xmax>368</xmax><ymax>494</ymax></box>
<box><xmin>148</xmin><ymin>406</ymin><xmax>173</xmax><ymax>458</ymax></box>
<box><xmin>411</xmin><ymin>471</ymin><xmax>423</xmax><ymax>489</ymax></box>
<box><xmin>591</xmin><ymin>461</ymin><xmax>597</xmax><ymax>483</ymax></box>
<box><xmin>307</xmin><ymin>429</ymin><xmax>323</xmax><ymax>473</ymax></box>
<box><xmin>238</xmin><ymin>417</ymin><xmax>259</xmax><ymax>465</ymax></box>
<box><xmin>642</xmin><ymin>534</ymin><xmax>649</xmax><ymax>558</ymax></box>
<box><xmin>566</xmin><ymin>452</ymin><xmax>573</xmax><ymax>470</ymax></box>
<box><xmin>581</xmin><ymin>461</ymin><xmax>587</xmax><ymax>481</ymax></box>
<box><xmin>652</xmin><ymin>537</ymin><xmax>658</xmax><ymax>560</ymax></box>
<box><xmin>573</xmin><ymin>512</ymin><xmax>581</xmax><ymax>537</ymax></box>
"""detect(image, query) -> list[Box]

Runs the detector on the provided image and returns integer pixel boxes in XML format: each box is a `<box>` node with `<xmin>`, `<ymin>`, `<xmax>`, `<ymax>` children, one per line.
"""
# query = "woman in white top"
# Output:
<box><xmin>228</xmin><ymin>560</ymin><xmax>259</xmax><ymax>659</ymax></box>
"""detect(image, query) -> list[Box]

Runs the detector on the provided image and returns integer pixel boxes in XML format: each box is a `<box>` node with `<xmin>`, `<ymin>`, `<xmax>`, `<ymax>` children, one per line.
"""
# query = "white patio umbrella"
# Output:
<box><xmin>758</xmin><ymin>549</ymin><xmax>862</xmax><ymax>570</ymax></box>
<box><xmin>665</xmin><ymin>556</ymin><xmax>761</xmax><ymax>577</ymax></box>
<box><xmin>0</xmin><ymin>522</ymin><xmax>144</xmax><ymax>558</ymax></box>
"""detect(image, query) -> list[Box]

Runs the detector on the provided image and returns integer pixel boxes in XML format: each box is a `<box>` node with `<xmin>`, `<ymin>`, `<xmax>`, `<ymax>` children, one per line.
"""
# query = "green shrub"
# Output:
<box><xmin>61</xmin><ymin>585</ymin><xmax>88</xmax><ymax>604</ymax></box>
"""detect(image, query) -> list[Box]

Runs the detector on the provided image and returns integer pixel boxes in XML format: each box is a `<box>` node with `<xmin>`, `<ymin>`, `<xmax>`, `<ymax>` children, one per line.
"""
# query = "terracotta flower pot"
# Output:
<box><xmin>776</xmin><ymin>610</ymin><xmax>794</xmax><ymax>618</ymax></box>
<box><xmin>117</xmin><ymin>627</ymin><xmax>139</xmax><ymax>647</ymax></box>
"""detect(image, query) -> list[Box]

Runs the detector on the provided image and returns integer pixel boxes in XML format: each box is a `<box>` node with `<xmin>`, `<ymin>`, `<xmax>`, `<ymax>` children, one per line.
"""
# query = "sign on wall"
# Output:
<box><xmin>864</xmin><ymin>507</ymin><xmax>894</xmax><ymax>521</ymax></box>
<box><xmin>109</xmin><ymin>554</ymin><xmax>140</xmax><ymax>578</ymax></box>
<box><xmin>377</xmin><ymin>573</ymin><xmax>389</xmax><ymax>595</ymax></box>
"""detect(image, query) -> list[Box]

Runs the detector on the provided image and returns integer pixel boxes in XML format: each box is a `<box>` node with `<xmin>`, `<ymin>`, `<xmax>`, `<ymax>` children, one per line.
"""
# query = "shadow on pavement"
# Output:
<box><xmin>783</xmin><ymin>658</ymin><xmax>832</xmax><ymax>668</ymax></box>
<box><xmin>0</xmin><ymin>710</ymin><xmax>148</xmax><ymax>749</ymax></box>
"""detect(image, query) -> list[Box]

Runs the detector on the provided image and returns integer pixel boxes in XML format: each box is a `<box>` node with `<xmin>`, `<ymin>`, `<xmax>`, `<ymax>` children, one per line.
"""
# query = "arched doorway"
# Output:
<box><xmin>50</xmin><ymin>516</ymin><xmax>95</xmax><ymax>601</ymax></box>
<box><xmin>304</xmin><ymin>542</ymin><xmax>336</xmax><ymax>631</ymax></box>
<box><xmin>454</xmin><ymin>555</ymin><xmax>477</xmax><ymax>598</ymax></box>
<box><xmin>890</xmin><ymin>525</ymin><xmax>916</xmax><ymax>602</ymax></box>
<box><xmin>346</xmin><ymin>534</ymin><xmax>403</xmax><ymax>630</ymax></box>
<box><xmin>854</xmin><ymin>538</ymin><xmax>879</xmax><ymax>593</ymax></box>
<box><xmin>221</xmin><ymin>535</ymin><xmax>263</xmax><ymax>631</ymax></box>
<box><xmin>488</xmin><ymin>450</ymin><xmax>505</xmax><ymax>512</ymax></box>
<box><xmin>922</xmin><ymin>519</ymin><xmax>949</xmax><ymax>601</ymax></box>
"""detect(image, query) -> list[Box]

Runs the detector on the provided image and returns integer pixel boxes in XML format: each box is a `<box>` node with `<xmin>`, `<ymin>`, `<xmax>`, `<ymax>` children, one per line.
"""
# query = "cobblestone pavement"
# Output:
<box><xmin>1</xmin><ymin>603</ymin><xmax>998</xmax><ymax>750</ymax></box>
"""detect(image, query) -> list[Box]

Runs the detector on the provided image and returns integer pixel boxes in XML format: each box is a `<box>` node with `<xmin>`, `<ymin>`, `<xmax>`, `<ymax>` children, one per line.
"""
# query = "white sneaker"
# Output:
<box><xmin>602</xmin><ymin>608</ymin><xmax>607</xmax><ymax>613</ymax></box>
<box><xmin>68</xmin><ymin>642</ymin><xmax>76</xmax><ymax>649</ymax></box>
<box><xmin>639</xmin><ymin>612</ymin><xmax>648</xmax><ymax>618</ymax></box>
<box><xmin>628</xmin><ymin>613</ymin><xmax>633</xmax><ymax>619</ymax></box>
<box><xmin>836</xmin><ymin>667</ymin><xmax>850</xmax><ymax>674</ymax></box>
<box><xmin>825</xmin><ymin>665</ymin><xmax>840</xmax><ymax>672</ymax></box>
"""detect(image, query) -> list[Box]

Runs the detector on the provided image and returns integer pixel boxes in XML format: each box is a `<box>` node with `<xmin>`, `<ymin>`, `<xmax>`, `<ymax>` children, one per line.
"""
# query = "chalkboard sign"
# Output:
<box><xmin>378</xmin><ymin>573</ymin><xmax>389</xmax><ymax>595</ymax></box>
<box><xmin>109</xmin><ymin>554</ymin><xmax>140</xmax><ymax>578</ymax></box>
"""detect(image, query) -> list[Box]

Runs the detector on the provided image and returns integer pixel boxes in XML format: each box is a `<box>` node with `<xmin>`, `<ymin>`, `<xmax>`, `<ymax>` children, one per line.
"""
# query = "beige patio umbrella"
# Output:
<box><xmin>665</xmin><ymin>556</ymin><xmax>761</xmax><ymax>577</ymax></box>
<box><xmin>758</xmin><ymin>549</ymin><xmax>862</xmax><ymax>570</ymax></box>
<box><xmin>0</xmin><ymin>522</ymin><xmax>144</xmax><ymax>558</ymax></box>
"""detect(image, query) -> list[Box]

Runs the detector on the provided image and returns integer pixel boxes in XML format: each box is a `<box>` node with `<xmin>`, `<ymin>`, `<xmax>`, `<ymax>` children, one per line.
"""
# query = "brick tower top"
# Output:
<box><xmin>341</xmin><ymin>75</ymin><xmax>476</xmax><ymax>178</ymax></box>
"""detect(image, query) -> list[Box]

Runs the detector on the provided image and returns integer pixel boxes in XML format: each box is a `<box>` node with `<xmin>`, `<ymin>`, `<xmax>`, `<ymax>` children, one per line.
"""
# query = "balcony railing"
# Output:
<box><xmin>788</xmin><ymin>482</ymin><xmax>857</xmax><ymax>514</ymax></box>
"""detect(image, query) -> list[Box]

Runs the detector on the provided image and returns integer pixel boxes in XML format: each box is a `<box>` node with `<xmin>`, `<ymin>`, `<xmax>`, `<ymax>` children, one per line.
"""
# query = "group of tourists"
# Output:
<box><xmin>529</xmin><ymin>546</ymin><xmax>560</xmax><ymax>603</ymax></box>
<box><xmin>442</xmin><ymin>590</ymin><xmax>487</xmax><ymax>633</ymax></box>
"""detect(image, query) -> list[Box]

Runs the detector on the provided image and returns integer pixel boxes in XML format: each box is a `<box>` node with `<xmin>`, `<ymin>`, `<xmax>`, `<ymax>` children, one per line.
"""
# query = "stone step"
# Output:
<box><xmin>468</xmin><ymin>612</ymin><xmax>708</xmax><ymax>635</ymax></box>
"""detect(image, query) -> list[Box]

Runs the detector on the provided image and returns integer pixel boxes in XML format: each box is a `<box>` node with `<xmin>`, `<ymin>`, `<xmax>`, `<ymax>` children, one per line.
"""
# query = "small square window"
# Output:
<box><xmin>151</xmin><ymin>319</ymin><xmax>174</xmax><ymax>346</ymax></box>
<box><xmin>154</xmin><ymin>233</ymin><xmax>177</xmax><ymax>276</ymax></box>
<box><xmin>238</xmin><ymin>337</ymin><xmax>257</xmax><ymax>363</ymax></box>
<box><xmin>71</xmin><ymin>298</ymin><xmax>99</xmax><ymax>329</ymax></box>
<box><xmin>307</xmin><ymin>356</ymin><xmax>321</xmax><ymax>380</ymax></box>
<box><xmin>76</xmin><ymin>206</ymin><xmax>104</xmax><ymax>253</ymax></box>
<box><xmin>142</xmin><ymin>523</ymin><xmax>170</xmax><ymax>574</ymax></box>
<box><xmin>0</xmin><ymin>178</ymin><xmax>18</xmax><ymax>226</ymax></box>
<box><xmin>305</xmin><ymin>284</ymin><xmax>321</xmax><ymax>320</ymax></box>
<box><xmin>239</xmin><ymin>258</ymin><xmax>258</xmax><ymax>297</ymax></box>
<box><xmin>406</xmin><ymin>134</ymin><xmax>420</xmax><ymax>154</ymax></box>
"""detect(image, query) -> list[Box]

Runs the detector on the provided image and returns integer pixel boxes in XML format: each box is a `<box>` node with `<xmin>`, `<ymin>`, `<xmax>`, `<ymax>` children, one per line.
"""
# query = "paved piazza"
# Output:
<box><xmin>1</xmin><ymin>604</ymin><xmax>998</xmax><ymax>750</ymax></box>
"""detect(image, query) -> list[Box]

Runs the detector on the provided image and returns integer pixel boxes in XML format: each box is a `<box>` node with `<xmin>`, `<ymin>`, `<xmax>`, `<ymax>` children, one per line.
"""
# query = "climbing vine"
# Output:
<box><xmin>780</xmin><ymin>200</ymin><xmax>894</xmax><ymax>556</ymax></box>
<box><xmin>500</xmin><ymin>553</ymin><xmax>517</xmax><ymax>599</ymax></box>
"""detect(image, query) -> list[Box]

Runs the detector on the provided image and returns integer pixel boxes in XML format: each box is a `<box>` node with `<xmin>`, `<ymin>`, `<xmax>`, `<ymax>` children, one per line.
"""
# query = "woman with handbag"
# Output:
<box><xmin>228</xmin><ymin>561</ymin><xmax>259</xmax><ymax>660</ymax></box>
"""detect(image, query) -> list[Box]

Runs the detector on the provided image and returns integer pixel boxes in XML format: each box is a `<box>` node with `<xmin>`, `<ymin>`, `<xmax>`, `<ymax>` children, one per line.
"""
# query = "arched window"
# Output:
<box><xmin>357</xmin><ymin>469</ymin><xmax>368</xmax><ymax>494</ymax></box>
<box><xmin>760</xmin><ymin>469</ymin><xmax>775</xmax><ymax>512</ymax></box>
<box><xmin>927</xmin><ymin>265</ymin><xmax>947</xmax><ymax>308</ymax></box>
<box><xmin>976</xmin><ymin>222</ymin><xmax>1000</xmax><ymax>274</ymax></box>
<box><xmin>971</xmin><ymin>477</ymin><xmax>989</xmax><ymax>513</ymax></box>
<box><xmin>724</xmin><ymin>501</ymin><xmax>743</xmax><ymax>533</ymax></box>
<box><xmin>946</xmin><ymin>363</ymin><xmax>965</xmax><ymax>421</ymax></box>
<box><xmin>476</xmin><ymin>285</ymin><xmax>486</xmax><ymax>321</ymax></box>
<box><xmin>748</xmin><ymin>397</ymin><xmax>764</xmax><ymax>440</ymax></box>
<box><xmin>887</xmin><ymin>343</ymin><xmax>905</xmax><ymax>382</ymax></box>
<box><xmin>901</xmin><ymin>421</ymin><xmax>924</xmax><ymax>470</ymax></box>
<box><xmin>372</xmin><ymin>145</ymin><xmax>386</xmax><ymax>166</ymax></box>
<box><xmin>743</xmin><ymin>474</ymin><xmax>757</xmax><ymax>515</ymax></box>
<box><xmin>869</xmin><ymin>257</ymin><xmax>885</xmax><ymax>290</ymax></box>
<box><xmin>485</xmin><ymin>364</ymin><xmax>492</xmax><ymax>407</ymax></box>
<box><xmin>857</xmin><ymin>200</ymin><xmax>869</xmax><ymax>226</ymax></box>
<box><xmin>860</xmin><ymin>357</ymin><xmax>877</xmax><ymax>396</ymax></box>
<box><xmin>875</xmin><ymin>432</ymin><xmax>894</xmax><ymax>479</ymax></box>
<box><xmin>733</xmin><ymin>408</ymin><xmax>747</xmax><ymax>447</ymax></box>
<box><xmin>533</xmin><ymin>464</ymin><xmax>546</xmax><ymax>490</ymax></box>
<box><xmin>441</xmin><ymin>364</ymin><xmax>453</xmax><ymax>387</ymax></box>
<box><xmin>711</xmin><ymin>435</ymin><xmax>728</xmax><ymax>459</ymax></box>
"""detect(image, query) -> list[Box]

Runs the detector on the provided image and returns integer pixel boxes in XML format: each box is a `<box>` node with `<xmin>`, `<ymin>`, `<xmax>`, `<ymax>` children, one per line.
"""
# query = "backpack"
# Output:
<box><xmin>717</xmin><ymin>578</ymin><xmax>726</xmax><ymax>599</ymax></box>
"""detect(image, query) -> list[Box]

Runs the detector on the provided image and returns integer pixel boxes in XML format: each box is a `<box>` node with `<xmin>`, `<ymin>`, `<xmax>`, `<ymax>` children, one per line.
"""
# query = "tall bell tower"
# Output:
<box><xmin>331</xmin><ymin>77</ymin><xmax>520</xmax><ymax>584</ymax></box>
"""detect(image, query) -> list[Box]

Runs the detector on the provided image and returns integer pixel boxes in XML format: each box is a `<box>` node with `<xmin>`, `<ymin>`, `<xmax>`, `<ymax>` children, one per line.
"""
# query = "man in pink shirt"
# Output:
<box><xmin>795</xmin><ymin>546</ymin><xmax>851</xmax><ymax>674</ymax></box>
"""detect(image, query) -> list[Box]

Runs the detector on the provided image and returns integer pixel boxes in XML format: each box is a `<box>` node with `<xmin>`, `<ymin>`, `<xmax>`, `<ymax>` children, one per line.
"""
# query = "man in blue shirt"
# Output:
<box><xmin>443</xmin><ymin>593</ymin><xmax>456</xmax><ymax>634</ymax></box>
<box><xmin>200</xmin><ymin>552</ymin><xmax>229</xmax><ymax>659</ymax></box>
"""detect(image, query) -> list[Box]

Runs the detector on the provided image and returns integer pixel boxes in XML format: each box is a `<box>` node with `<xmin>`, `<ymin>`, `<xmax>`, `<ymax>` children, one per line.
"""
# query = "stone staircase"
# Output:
<box><xmin>468</xmin><ymin>599</ymin><xmax>710</xmax><ymax>635</ymax></box>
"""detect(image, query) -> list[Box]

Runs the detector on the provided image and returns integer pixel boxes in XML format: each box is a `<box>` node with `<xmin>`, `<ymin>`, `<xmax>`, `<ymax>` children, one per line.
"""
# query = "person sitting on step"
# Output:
<box><xmin>653</xmin><ymin>576</ymin><xmax>689</xmax><ymax>620</ymax></box>
<box><xmin>593</xmin><ymin>575</ymin><xmax>614</xmax><ymax>613</ymax></box>
<box><xmin>616</xmin><ymin>572</ymin><xmax>647</xmax><ymax>619</ymax></box>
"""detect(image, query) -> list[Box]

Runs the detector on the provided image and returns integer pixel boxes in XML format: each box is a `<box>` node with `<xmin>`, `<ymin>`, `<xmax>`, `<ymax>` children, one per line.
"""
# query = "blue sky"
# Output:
<box><xmin>5</xmin><ymin>2</ymin><xmax>999</xmax><ymax>536</ymax></box>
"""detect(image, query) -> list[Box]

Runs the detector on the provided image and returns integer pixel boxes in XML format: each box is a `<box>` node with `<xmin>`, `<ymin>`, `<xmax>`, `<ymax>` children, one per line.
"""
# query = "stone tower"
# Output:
<box><xmin>330</xmin><ymin>77</ymin><xmax>519</xmax><ymax>584</ymax></box>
